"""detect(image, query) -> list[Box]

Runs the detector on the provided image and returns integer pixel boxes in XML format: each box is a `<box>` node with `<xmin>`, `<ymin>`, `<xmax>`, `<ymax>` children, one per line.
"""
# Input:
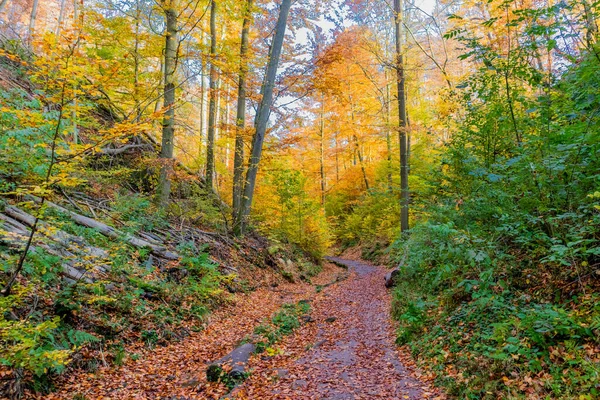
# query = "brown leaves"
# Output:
<box><xmin>236</xmin><ymin>259</ymin><xmax>445</xmax><ymax>399</ymax></box>
<box><xmin>42</xmin><ymin>263</ymin><xmax>338</xmax><ymax>400</ymax></box>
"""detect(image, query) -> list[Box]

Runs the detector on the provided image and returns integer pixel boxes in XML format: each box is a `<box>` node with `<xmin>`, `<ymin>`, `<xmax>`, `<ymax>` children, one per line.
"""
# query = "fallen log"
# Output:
<box><xmin>324</xmin><ymin>256</ymin><xmax>349</xmax><ymax>269</ymax></box>
<box><xmin>4</xmin><ymin>205</ymin><xmax>109</xmax><ymax>261</ymax></box>
<box><xmin>0</xmin><ymin>225</ymin><xmax>95</xmax><ymax>283</ymax></box>
<box><xmin>206</xmin><ymin>343</ymin><xmax>256</xmax><ymax>382</ymax></box>
<box><xmin>27</xmin><ymin>196</ymin><xmax>180</xmax><ymax>261</ymax></box>
<box><xmin>98</xmin><ymin>143</ymin><xmax>154</xmax><ymax>155</ymax></box>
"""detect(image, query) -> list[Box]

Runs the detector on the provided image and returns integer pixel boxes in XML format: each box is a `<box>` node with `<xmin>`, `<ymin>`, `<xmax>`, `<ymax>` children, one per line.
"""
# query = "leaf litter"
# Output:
<box><xmin>43</xmin><ymin>259</ymin><xmax>443</xmax><ymax>399</ymax></box>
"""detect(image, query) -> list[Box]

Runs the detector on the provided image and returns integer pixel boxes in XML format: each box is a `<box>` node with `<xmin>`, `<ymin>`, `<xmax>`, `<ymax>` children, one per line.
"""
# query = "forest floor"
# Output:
<box><xmin>45</xmin><ymin>257</ymin><xmax>443</xmax><ymax>400</ymax></box>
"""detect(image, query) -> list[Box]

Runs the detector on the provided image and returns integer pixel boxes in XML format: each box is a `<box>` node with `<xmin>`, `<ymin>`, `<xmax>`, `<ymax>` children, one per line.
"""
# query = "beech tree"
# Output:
<box><xmin>156</xmin><ymin>0</ymin><xmax>178</xmax><ymax>207</ymax></box>
<box><xmin>205</xmin><ymin>0</ymin><xmax>218</xmax><ymax>190</ymax></box>
<box><xmin>232</xmin><ymin>0</ymin><xmax>254</xmax><ymax>224</ymax></box>
<box><xmin>234</xmin><ymin>0</ymin><xmax>293</xmax><ymax>235</ymax></box>
<box><xmin>394</xmin><ymin>0</ymin><xmax>409</xmax><ymax>232</ymax></box>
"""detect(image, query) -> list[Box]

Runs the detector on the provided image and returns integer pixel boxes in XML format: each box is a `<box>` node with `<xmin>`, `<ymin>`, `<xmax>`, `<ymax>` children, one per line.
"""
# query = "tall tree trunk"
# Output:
<box><xmin>155</xmin><ymin>58</ymin><xmax>164</xmax><ymax>114</ymax></box>
<box><xmin>0</xmin><ymin>0</ymin><xmax>9</xmax><ymax>14</ymax></box>
<box><xmin>157</xmin><ymin>1</ymin><xmax>178</xmax><ymax>207</ymax></box>
<box><xmin>73</xmin><ymin>0</ymin><xmax>82</xmax><ymax>28</ymax></box>
<box><xmin>319</xmin><ymin>99</ymin><xmax>326</xmax><ymax>205</ymax></box>
<box><xmin>334</xmin><ymin>130</ymin><xmax>339</xmax><ymax>183</ymax></box>
<box><xmin>198</xmin><ymin>25</ymin><xmax>206</xmax><ymax>169</ymax></box>
<box><xmin>235</xmin><ymin>0</ymin><xmax>292</xmax><ymax>235</ymax></box>
<box><xmin>133</xmin><ymin>0</ymin><xmax>141</xmax><ymax>121</ymax></box>
<box><xmin>385</xmin><ymin>80</ymin><xmax>393</xmax><ymax>192</ymax></box>
<box><xmin>28</xmin><ymin>0</ymin><xmax>39</xmax><ymax>43</ymax></box>
<box><xmin>583</xmin><ymin>0</ymin><xmax>598</xmax><ymax>48</ymax></box>
<box><xmin>349</xmin><ymin>103</ymin><xmax>369</xmax><ymax>191</ymax></box>
<box><xmin>394</xmin><ymin>0</ymin><xmax>409</xmax><ymax>232</ymax></box>
<box><xmin>232</xmin><ymin>0</ymin><xmax>254</xmax><ymax>225</ymax></box>
<box><xmin>206</xmin><ymin>0</ymin><xmax>218</xmax><ymax>190</ymax></box>
<box><xmin>56</xmin><ymin>0</ymin><xmax>67</xmax><ymax>36</ymax></box>
<box><xmin>214</xmin><ymin>75</ymin><xmax>222</xmax><ymax>190</ymax></box>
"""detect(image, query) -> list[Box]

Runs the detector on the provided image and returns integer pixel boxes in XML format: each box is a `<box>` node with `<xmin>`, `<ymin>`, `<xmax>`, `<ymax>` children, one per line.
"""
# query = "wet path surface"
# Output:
<box><xmin>237</xmin><ymin>258</ymin><xmax>440</xmax><ymax>399</ymax></box>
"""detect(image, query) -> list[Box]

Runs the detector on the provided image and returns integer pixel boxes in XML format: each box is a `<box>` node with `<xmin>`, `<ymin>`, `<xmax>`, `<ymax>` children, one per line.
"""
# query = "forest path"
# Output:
<box><xmin>234</xmin><ymin>257</ymin><xmax>443</xmax><ymax>399</ymax></box>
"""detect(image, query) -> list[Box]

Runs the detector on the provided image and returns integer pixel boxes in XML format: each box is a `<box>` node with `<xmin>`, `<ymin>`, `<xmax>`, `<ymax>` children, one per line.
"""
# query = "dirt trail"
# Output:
<box><xmin>45</xmin><ymin>259</ymin><xmax>441</xmax><ymax>399</ymax></box>
<box><xmin>45</xmin><ymin>263</ymin><xmax>342</xmax><ymax>400</ymax></box>
<box><xmin>235</xmin><ymin>258</ymin><xmax>442</xmax><ymax>399</ymax></box>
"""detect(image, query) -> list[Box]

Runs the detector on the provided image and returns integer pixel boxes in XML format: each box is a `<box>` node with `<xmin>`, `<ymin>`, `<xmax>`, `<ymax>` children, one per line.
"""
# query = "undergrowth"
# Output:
<box><xmin>0</xmin><ymin>194</ymin><xmax>229</xmax><ymax>395</ymax></box>
<box><xmin>251</xmin><ymin>300</ymin><xmax>311</xmax><ymax>354</ymax></box>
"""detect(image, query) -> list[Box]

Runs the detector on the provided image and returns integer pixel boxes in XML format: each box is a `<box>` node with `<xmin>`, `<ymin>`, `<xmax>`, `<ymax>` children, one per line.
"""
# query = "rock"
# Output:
<box><xmin>145</xmin><ymin>255</ymin><xmax>154</xmax><ymax>270</ymax></box>
<box><xmin>292</xmin><ymin>379</ymin><xmax>308</xmax><ymax>389</ymax></box>
<box><xmin>104</xmin><ymin>283</ymin><xmax>117</xmax><ymax>292</ymax></box>
<box><xmin>276</xmin><ymin>368</ymin><xmax>288</xmax><ymax>378</ymax></box>
<box><xmin>325</xmin><ymin>317</ymin><xmax>337</xmax><ymax>323</ymax></box>
<box><xmin>302</xmin><ymin>315</ymin><xmax>315</xmax><ymax>323</ymax></box>
<box><xmin>206</xmin><ymin>342</ymin><xmax>256</xmax><ymax>382</ymax></box>
<box><xmin>384</xmin><ymin>268</ymin><xmax>400</xmax><ymax>288</ymax></box>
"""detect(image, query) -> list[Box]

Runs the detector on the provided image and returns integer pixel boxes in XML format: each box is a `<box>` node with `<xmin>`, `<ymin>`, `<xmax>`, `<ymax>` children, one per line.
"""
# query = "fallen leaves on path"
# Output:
<box><xmin>42</xmin><ymin>263</ymin><xmax>341</xmax><ymax>400</ymax></box>
<box><xmin>233</xmin><ymin>259</ymin><xmax>445</xmax><ymax>399</ymax></box>
<box><xmin>40</xmin><ymin>259</ymin><xmax>442</xmax><ymax>399</ymax></box>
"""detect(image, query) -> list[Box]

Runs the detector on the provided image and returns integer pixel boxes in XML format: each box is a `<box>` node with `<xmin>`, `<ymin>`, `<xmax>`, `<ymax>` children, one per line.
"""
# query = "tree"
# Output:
<box><xmin>156</xmin><ymin>0</ymin><xmax>178</xmax><ymax>207</ymax></box>
<box><xmin>232</xmin><ymin>0</ymin><xmax>254</xmax><ymax>224</ymax></box>
<box><xmin>28</xmin><ymin>0</ymin><xmax>40</xmax><ymax>42</ymax></box>
<box><xmin>235</xmin><ymin>0</ymin><xmax>292</xmax><ymax>235</ymax></box>
<box><xmin>206</xmin><ymin>0</ymin><xmax>218</xmax><ymax>190</ymax></box>
<box><xmin>394</xmin><ymin>0</ymin><xmax>409</xmax><ymax>232</ymax></box>
<box><xmin>0</xmin><ymin>0</ymin><xmax>9</xmax><ymax>14</ymax></box>
<box><xmin>56</xmin><ymin>0</ymin><xmax>68</xmax><ymax>36</ymax></box>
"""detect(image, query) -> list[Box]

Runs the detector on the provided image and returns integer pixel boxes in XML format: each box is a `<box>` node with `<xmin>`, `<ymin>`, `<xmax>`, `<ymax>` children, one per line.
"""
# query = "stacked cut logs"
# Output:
<box><xmin>0</xmin><ymin>198</ymin><xmax>186</xmax><ymax>284</ymax></box>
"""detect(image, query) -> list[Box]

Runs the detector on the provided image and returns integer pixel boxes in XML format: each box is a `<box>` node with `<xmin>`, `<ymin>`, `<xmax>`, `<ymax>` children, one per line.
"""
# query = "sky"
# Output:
<box><xmin>296</xmin><ymin>0</ymin><xmax>438</xmax><ymax>45</ymax></box>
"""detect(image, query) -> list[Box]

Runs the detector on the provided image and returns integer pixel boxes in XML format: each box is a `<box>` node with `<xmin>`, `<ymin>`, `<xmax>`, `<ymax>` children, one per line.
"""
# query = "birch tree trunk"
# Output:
<box><xmin>157</xmin><ymin>0</ymin><xmax>178</xmax><ymax>207</ymax></box>
<box><xmin>235</xmin><ymin>0</ymin><xmax>292</xmax><ymax>235</ymax></box>
<box><xmin>206</xmin><ymin>0</ymin><xmax>218</xmax><ymax>190</ymax></box>
<box><xmin>394</xmin><ymin>0</ymin><xmax>409</xmax><ymax>232</ymax></box>
<box><xmin>232</xmin><ymin>0</ymin><xmax>254</xmax><ymax>225</ymax></box>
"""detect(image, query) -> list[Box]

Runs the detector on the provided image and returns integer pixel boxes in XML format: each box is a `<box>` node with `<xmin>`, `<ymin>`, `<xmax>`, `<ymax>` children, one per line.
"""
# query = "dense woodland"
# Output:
<box><xmin>0</xmin><ymin>0</ymin><xmax>599</xmax><ymax>398</ymax></box>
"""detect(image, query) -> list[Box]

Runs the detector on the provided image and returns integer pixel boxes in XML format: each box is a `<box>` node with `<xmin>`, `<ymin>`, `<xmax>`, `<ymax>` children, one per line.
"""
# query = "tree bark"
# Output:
<box><xmin>394</xmin><ymin>0</ymin><xmax>409</xmax><ymax>232</ymax></box>
<box><xmin>385</xmin><ymin>79</ymin><xmax>393</xmax><ymax>192</ymax></box>
<box><xmin>157</xmin><ymin>0</ymin><xmax>178</xmax><ymax>207</ymax></box>
<box><xmin>235</xmin><ymin>0</ymin><xmax>292</xmax><ymax>235</ymax></box>
<box><xmin>198</xmin><ymin>27</ymin><xmax>206</xmax><ymax>168</ymax></box>
<box><xmin>0</xmin><ymin>0</ymin><xmax>8</xmax><ymax>14</ymax></box>
<box><xmin>56</xmin><ymin>0</ymin><xmax>67</xmax><ymax>36</ymax></box>
<box><xmin>29</xmin><ymin>197</ymin><xmax>180</xmax><ymax>260</ymax></box>
<box><xmin>28</xmin><ymin>0</ymin><xmax>39</xmax><ymax>42</ymax></box>
<box><xmin>206</xmin><ymin>0</ymin><xmax>218</xmax><ymax>190</ymax></box>
<box><xmin>133</xmin><ymin>0</ymin><xmax>142</xmax><ymax>121</ymax></box>
<box><xmin>349</xmin><ymin>102</ymin><xmax>369</xmax><ymax>191</ymax></box>
<box><xmin>207</xmin><ymin>343</ymin><xmax>255</xmax><ymax>382</ymax></box>
<box><xmin>319</xmin><ymin>99</ymin><xmax>326</xmax><ymax>205</ymax></box>
<box><xmin>232</xmin><ymin>0</ymin><xmax>254</xmax><ymax>226</ymax></box>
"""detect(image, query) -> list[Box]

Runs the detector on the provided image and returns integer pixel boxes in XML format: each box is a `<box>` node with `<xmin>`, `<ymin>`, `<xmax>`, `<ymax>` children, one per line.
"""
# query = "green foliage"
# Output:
<box><xmin>388</xmin><ymin>35</ymin><xmax>600</xmax><ymax>397</ymax></box>
<box><xmin>253</xmin><ymin>301</ymin><xmax>311</xmax><ymax>353</ymax></box>
<box><xmin>255</xmin><ymin>164</ymin><xmax>331</xmax><ymax>258</ymax></box>
<box><xmin>110</xmin><ymin>193</ymin><xmax>168</xmax><ymax>233</ymax></box>
<box><xmin>391</xmin><ymin>222</ymin><xmax>600</xmax><ymax>398</ymax></box>
<box><xmin>0</xmin><ymin>287</ymin><xmax>75</xmax><ymax>378</ymax></box>
<box><xmin>332</xmin><ymin>189</ymin><xmax>400</xmax><ymax>250</ymax></box>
